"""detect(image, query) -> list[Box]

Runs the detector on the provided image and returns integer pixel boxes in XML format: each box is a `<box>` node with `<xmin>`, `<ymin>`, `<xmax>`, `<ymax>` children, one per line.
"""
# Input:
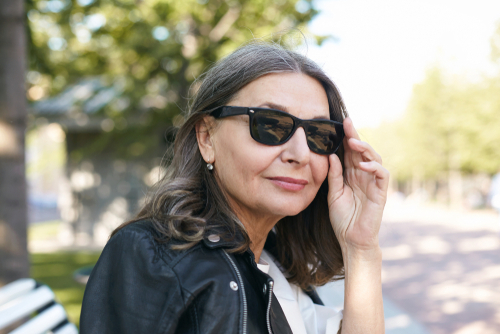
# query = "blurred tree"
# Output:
<box><xmin>401</xmin><ymin>68</ymin><xmax>500</xmax><ymax>178</ymax></box>
<box><xmin>0</xmin><ymin>0</ymin><xmax>29</xmax><ymax>285</ymax></box>
<box><xmin>403</xmin><ymin>68</ymin><xmax>457</xmax><ymax>179</ymax></box>
<box><xmin>367</xmin><ymin>65</ymin><xmax>500</xmax><ymax>196</ymax></box>
<box><xmin>366</xmin><ymin>20</ymin><xmax>500</xmax><ymax>190</ymax></box>
<box><xmin>25</xmin><ymin>0</ymin><xmax>324</xmax><ymax>161</ymax></box>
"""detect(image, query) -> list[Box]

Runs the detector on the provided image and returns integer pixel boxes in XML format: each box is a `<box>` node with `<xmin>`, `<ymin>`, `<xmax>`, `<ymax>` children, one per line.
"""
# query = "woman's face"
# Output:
<box><xmin>203</xmin><ymin>72</ymin><xmax>331</xmax><ymax>222</ymax></box>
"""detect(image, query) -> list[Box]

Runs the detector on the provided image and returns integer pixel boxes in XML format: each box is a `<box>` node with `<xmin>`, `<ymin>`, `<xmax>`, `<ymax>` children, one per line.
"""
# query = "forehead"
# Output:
<box><xmin>230</xmin><ymin>72</ymin><xmax>330</xmax><ymax>119</ymax></box>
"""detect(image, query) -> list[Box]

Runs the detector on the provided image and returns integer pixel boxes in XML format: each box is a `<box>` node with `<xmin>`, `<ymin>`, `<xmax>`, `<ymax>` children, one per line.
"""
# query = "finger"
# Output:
<box><xmin>328</xmin><ymin>153</ymin><xmax>344</xmax><ymax>201</ymax></box>
<box><xmin>342</xmin><ymin>117</ymin><xmax>362</xmax><ymax>167</ymax></box>
<box><xmin>348</xmin><ymin>138</ymin><xmax>382</xmax><ymax>164</ymax></box>
<box><xmin>359</xmin><ymin>161</ymin><xmax>390</xmax><ymax>191</ymax></box>
<box><xmin>343</xmin><ymin>117</ymin><xmax>361</xmax><ymax>141</ymax></box>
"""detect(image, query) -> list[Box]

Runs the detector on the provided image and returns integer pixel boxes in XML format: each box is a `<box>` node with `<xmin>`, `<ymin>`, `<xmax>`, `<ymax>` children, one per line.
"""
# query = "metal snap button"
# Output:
<box><xmin>230</xmin><ymin>281</ymin><xmax>238</xmax><ymax>291</ymax></box>
<box><xmin>208</xmin><ymin>234</ymin><xmax>220</xmax><ymax>243</ymax></box>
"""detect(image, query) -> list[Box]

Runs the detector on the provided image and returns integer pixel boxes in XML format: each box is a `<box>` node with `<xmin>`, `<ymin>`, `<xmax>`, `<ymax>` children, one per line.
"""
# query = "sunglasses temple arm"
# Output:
<box><xmin>211</xmin><ymin>106</ymin><xmax>248</xmax><ymax>118</ymax></box>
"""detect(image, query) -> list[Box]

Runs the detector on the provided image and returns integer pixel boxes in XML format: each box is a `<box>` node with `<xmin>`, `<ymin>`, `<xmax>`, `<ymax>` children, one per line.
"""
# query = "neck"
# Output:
<box><xmin>245</xmin><ymin>218</ymin><xmax>275</xmax><ymax>264</ymax></box>
<box><xmin>230</xmin><ymin>202</ymin><xmax>282</xmax><ymax>263</ymax></box>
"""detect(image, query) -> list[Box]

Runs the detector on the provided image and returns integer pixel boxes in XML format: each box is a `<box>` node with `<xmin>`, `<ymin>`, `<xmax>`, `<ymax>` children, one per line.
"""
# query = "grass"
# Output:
<box><xmin>29</xmin><ymin>221</ymin><xmax>102</xmax><ymax>327</ymax></box>
<box><xmin>30</xmin><ymin>252</ymin><xmax>101</xmax><ymax>327</ymax></box>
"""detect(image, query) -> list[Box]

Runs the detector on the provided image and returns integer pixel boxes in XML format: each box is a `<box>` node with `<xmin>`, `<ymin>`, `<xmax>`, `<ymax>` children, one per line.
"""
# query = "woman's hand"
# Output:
<box><xmin>327</xmin><ymin>117</ymin><xmax>390</xmax><ymax>253</ymax></box>
<box><xmin>328</xmin><ymin>117</ymin><xmax>388</xmax><ymax>334</ymax></box>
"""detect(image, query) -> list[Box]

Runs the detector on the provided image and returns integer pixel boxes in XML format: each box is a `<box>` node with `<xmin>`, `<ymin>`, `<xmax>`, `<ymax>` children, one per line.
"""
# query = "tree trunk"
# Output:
<box><xmin>0</xmin><ymin>0</ymin><xmax>29</xmax><ymax>286</ymax></box>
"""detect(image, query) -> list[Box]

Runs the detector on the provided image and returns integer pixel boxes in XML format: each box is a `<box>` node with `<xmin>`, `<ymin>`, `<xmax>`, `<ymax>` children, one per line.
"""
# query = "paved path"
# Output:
<box><xmin>318</xmin><ymin>280</ymin><xmax>431</xmax><ymax>334</ymax></box>
<box><xmin>379</xmin><ymin>199</ymin><xmax>500</xmax><ymax>334</ymax></box>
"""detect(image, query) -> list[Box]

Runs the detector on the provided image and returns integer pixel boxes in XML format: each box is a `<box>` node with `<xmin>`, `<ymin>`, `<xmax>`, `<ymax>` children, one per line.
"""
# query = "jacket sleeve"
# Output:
<box><xmin>80</xmin><ymin>225</ymin><xmax>187</xmax><ymax>334</ymax></box>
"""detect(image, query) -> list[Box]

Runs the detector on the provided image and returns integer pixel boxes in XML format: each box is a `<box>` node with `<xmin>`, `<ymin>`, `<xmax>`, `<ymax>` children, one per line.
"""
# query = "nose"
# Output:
<box><xmin>281</xmin><ymin>127</ymin><xmax>310</xmax><ymax>165</ymax></box>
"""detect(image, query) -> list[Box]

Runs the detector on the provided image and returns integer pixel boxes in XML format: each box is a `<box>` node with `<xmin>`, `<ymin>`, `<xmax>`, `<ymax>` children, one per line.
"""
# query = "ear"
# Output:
<box><xmin>195</xmin><ymin>116</ymin><xmax>216</xmax><ymax>164</ymax></box>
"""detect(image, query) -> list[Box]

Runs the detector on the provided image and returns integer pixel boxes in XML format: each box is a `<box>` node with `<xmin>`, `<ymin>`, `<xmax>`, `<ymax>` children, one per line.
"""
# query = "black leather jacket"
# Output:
<box><xmin>80</xmin><ymin>220</ymin><xmax>324</xmax><ymax>333</ymax></box>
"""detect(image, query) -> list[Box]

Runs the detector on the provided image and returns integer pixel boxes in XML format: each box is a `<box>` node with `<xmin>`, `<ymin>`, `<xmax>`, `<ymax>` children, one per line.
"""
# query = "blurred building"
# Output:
<box><xmin>30</xmin><ymin>77</ymin><xmax>167</xmax><ymax>246</ymax></box>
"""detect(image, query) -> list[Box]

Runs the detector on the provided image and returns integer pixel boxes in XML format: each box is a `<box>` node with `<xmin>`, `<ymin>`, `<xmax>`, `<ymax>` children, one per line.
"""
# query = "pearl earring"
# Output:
<box><xmin>207</xmin><ymin>162</ymin><xmax>214</xmax><ymax>170</ymax></box>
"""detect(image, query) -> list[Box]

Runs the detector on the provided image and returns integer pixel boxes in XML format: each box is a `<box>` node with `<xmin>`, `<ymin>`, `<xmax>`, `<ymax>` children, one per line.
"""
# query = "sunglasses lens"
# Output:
<box><xmin>251</xmin><ymin>110</ymin><xmax>294</xmax><ymax>144</ymax></box>
<box><xmin>305</xmin><ymin>121</ymin><xmax>343</xmax><ymax>154</ymax></box>
<box><xmin>250</xmin><ymin>109</ymin><xmax>344</xmax><ymax>154</ymax></box>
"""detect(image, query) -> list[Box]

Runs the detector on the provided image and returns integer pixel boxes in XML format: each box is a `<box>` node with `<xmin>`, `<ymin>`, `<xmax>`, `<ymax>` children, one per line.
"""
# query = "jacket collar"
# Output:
<box><xmin>202</xmin><ymin>225</ymin><xmax>325</xmax><ymax>306</ymax></box>
<box><xmin>201</xmin><ymin>225</ymin><xmax>279</xmax><ymax>254</ymax></box>
<box><xmin>201</xmin><ymin>224</ymin><xmax>246</xmax><ymax>250</ymax></box>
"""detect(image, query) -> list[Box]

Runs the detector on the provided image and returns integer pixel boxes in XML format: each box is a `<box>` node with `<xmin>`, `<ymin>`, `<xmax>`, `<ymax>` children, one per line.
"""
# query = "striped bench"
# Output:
<box><xmin>0</xmin><ymin>278</ymin><xmax>78</xmax><ymax>334</ymax></box>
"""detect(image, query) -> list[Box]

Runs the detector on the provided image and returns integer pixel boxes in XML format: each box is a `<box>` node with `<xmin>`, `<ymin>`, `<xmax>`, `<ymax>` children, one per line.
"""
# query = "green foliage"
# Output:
<box><xmin>26</xmin><ymin>0</ymin><xmax>321</xmax><ymax>160</ymax></box>
<box><xmin>31</xmin><ymin>252</ymin><xmax>101</xmax><ymax>327</ymax></box>
<box><xmin>27</xmin><ymin>0</ymin><xmax>318</xmax><ymax>92</ymax></box>
<box><xmin>404</xmin><ymin>68</ymin><xmax>457</xmax><ymax>178</ymax></box>
<box><xmin>366</xmin><ymin>66</ymin><xmax>500</xmax><ymax>182</ymax></box>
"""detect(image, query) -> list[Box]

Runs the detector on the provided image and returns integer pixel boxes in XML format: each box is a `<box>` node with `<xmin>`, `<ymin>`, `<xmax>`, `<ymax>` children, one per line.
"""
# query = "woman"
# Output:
<box><xmin>80</xmin><ymin>42</ymin><xmax>388</xmax><ymax>334</ymax></box>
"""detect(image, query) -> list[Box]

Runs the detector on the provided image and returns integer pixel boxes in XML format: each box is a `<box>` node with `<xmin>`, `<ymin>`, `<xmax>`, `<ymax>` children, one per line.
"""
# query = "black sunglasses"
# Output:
<box><xmin>210</xmin><ymin>106</ymin><xmax>344</xmax><ymax>155</ymax></box>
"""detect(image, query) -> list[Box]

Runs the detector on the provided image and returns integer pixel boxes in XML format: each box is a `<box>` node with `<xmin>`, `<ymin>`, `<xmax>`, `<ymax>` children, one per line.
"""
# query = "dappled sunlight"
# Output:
<box><xmin>441</xmin><ymin>301</ymin><xmax>464</xmax><ymax>315</ymax></box>
<box><xmin>477</xmin><ymin>265</ymin><xmax>500</xmax><ymax>280</ymax></box>
<box><xmin>385</xmin><ymin>314</ymin><xmax>411</xmax><ymax>330</ymax></box>
<box><xmin>381</xmin><ymin>263</ymin><xmax>425</xmax><ymax>284</ymax></box>
<box><xmin>416</xmin><ymin>236</ymin><xmax>451</xmax><ymax>255</ymax></box>
<box><xmin>382</xmin><ymin>244</ymin><xmax>413</xmax><ymax>261</ymax></box>
<box><xmin>381</xmin><ymin>202</ymin><xmax>500</xmax><ymax>333</ymax></box>
<box><xmin>457</xmin><ymin>237</ymin><xmax>500</xmax><ymax>253</ymax></box>
<box><xmin>453</xmin><ymin>321</ymin><xmax>498</xmax><ymax>334</ymax></box>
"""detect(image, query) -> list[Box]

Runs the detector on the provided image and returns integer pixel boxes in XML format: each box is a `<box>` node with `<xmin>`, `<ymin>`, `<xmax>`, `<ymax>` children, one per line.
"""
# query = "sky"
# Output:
<box><xmin>305</xmin><ymin>0</ymin><xmax>500</xmax><ymax>128</ymax></box>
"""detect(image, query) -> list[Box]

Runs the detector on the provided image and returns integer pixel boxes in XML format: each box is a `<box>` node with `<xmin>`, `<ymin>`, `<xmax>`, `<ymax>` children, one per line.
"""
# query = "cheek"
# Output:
<box><xmin>219</xmin><ymin>144</ymin><xmax>276</xmax><ymax>184</ymax></box>
<box><xmin>214</xmin><ymin>124</ymin><xmax>276</xmax><ymax>189</ymax></box>
<box><xmin>311</xmin><ymin>155</ymin><xmax>330</xmax><ymax>186</ymax></box>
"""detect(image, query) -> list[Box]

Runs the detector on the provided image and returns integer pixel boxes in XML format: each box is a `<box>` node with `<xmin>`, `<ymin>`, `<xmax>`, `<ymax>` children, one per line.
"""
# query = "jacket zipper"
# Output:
<box><xmin>265</xmin><ymin>280</ymin><xmax>274</xmax><ymax>334</ymax></box>
<box><xmin>223</xmin><ymin>251</ymin><xmax>248</xmax><ymax>334</ymax></box>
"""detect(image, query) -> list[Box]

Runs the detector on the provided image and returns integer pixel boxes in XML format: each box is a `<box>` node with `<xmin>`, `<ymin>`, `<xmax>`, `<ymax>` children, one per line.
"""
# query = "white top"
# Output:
<box><xmin>257</xmin><ymin>250</ymin><xmax>343</xmax><ymax>334</ymax></box>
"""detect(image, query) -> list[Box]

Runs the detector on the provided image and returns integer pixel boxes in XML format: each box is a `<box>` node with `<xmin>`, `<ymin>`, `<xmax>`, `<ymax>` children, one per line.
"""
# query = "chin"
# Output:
<box><xmin>268</xmin><ymin>200</ymin><xmax>311</xmax><ymax>218</ymax></box>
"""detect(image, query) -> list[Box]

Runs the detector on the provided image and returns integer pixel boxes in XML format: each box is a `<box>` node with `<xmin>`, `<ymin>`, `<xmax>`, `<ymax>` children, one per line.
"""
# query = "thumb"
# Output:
<box><xmin>328</xmin><ymin>153</ymin><xmax>344</xmax><ymax>203</ymax></box>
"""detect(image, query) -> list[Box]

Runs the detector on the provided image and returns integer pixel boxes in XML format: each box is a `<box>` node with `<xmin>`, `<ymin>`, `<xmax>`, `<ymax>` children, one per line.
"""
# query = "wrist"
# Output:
<box><xmin>342</xmin><ymin>244</ymin><xmax>382</xmax><ymax>264</ymax></box>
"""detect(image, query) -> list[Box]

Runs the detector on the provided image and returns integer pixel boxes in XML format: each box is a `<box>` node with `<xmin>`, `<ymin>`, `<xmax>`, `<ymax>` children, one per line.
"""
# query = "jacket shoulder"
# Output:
<box><xmin>113</xmin><ymin>219</ymin><xmax>160</xmax><ymax>239</ymax></box>
<box><xmin>112</xmin><ymin>219</ymin><xmax>203</xmax><ymax>266</ymax></box>
<box><xmin>112</xmin><ymin>220</ymin><xmax>241</xmax><ymax>283</ymax></box>
<box><xmin>81</xmin><ymin>220</ymin><xmax>188</xmax><ymax>333</ymax></box>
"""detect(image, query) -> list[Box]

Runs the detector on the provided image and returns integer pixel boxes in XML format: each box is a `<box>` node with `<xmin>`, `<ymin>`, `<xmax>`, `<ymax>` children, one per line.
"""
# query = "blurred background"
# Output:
<box><xmin>1</xmin><ymin>0</ymin><xmax>500</xmax><ymax>333</ymax></box>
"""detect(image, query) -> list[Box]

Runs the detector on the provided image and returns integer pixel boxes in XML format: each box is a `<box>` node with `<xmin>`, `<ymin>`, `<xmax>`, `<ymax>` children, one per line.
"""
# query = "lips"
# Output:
<box><xmin>267</xmin><ymin>177</ymin><xmax>308</xmax><ymax>191</ymax></box>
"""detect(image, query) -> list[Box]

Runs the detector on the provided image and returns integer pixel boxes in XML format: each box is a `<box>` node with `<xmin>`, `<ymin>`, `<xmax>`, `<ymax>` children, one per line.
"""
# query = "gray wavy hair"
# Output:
<box><xmin>114</xmin><ymin>41</ymin><xmax>348</xmax><ymax>288</ymax></box>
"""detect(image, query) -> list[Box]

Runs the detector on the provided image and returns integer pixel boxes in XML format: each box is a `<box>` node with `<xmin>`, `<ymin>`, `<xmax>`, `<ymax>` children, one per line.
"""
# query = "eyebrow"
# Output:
<box><xmin>258</xmin><ymin>102</ymin><xmax>289</xmax><ymax>112</ymax></box>
<box><xmin>257</xmin><ymin>102</ymin><xmax>330</xmax><ymax>120</ymax></box>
